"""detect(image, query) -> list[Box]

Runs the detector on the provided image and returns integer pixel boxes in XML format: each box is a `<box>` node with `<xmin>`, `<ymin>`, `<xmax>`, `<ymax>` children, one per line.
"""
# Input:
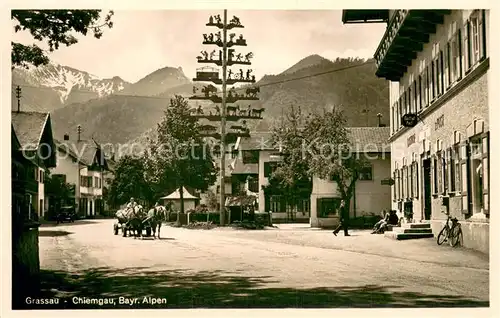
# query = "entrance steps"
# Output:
<box><xmin>384</xmin><ymin>223</ymin><xmax>434</xmax><ymax>240</ymax></box>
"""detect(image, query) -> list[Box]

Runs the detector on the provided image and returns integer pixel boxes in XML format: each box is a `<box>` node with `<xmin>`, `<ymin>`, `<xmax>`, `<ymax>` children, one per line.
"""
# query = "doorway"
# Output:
<box><xmin>422</xmin><ymin>159</ymin><xmax>432</xmax><ymax>220</ymax></box>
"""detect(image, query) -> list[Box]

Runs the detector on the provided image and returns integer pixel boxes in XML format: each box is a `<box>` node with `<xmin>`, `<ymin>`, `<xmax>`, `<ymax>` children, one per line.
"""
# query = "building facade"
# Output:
<box><xmin>51</xmin><ymin>134</ymin><xmax>109</xmax><ymax>217</ymax></box>
<box><xmin>343</xmin><ymin>10</ymin><xmax>490</xmax><ymax>253</ymax></box>
<box><xmin>231</xmin><ymin>128</ymin><xmax>391</xmax><ymax>225</ymax></box>
<box><xmin>11</xmin><ymin>111</ymin><xmax>57</xmax><ymax>219</ymax></box>
<box><xmin>310</xmin><ymin>127</ymin><xmax>392</xmax><ymax>227</ymax></box>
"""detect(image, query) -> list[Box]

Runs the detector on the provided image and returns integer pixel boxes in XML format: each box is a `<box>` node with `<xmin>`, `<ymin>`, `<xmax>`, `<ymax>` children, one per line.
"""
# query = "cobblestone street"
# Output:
<box><xmin>37</xmin><ymin>219</ymin><xmax>489</xmax><ymax>308</ymax></box>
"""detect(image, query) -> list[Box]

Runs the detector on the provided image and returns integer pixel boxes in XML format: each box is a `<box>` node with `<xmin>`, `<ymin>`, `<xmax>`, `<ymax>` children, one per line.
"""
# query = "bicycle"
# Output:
<box><xmin>436</xmin><ymin>211</ymin><xmax>463</xmax><ymax>247</ymax></box>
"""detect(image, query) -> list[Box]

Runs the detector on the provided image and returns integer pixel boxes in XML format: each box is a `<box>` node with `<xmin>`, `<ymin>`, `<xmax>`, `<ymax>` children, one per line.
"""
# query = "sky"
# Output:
<box><xmin>12</xmin><ymin>10</ymin><xmax>386</xmax><ymax>83</ymax></box>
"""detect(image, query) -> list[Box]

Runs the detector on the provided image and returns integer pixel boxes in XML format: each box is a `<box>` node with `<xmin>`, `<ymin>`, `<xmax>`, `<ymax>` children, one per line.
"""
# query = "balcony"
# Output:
<box><xmin>374</xmin><ymin>10</ymin><xmax>451</xmax><ymax>81</ymax></box>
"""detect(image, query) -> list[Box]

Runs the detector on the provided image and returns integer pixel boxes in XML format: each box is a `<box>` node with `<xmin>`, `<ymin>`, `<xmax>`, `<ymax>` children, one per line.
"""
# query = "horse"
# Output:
<box><xmin>122</xmin><ymin>205</ymin><xmax>146</xmax><ymax>239</ymax></box>
<box><xmin>143</xmin><ymin>205</ymin><xmax>168</xmax><ymax>239</ymax></box>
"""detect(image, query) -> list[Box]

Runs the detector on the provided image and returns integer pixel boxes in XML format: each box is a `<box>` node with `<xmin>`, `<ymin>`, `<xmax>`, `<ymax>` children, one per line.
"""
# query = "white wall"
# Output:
<box><xmin>258</xmin><ymin>150</ymin><xmax>281</xmax><ymax>212</ymax></box>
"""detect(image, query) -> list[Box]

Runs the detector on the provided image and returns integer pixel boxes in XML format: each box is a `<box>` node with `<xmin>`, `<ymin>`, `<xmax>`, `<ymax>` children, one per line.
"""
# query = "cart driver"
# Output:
<box><xmin>126</xmin><ymin>197</ymin><xmax>138</xmax><ymax>211</ymax></box>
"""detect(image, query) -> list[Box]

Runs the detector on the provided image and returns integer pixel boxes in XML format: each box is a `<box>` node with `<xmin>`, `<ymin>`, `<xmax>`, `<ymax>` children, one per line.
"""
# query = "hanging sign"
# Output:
<box><xmin>402</xmin><ymin>113</ymin><xmax>419</xmax><ymax>128</ymax></box>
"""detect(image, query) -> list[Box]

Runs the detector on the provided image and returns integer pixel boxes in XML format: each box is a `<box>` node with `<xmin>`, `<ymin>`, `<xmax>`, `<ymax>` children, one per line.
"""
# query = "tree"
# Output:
<box><xmin>204</xmin><ymin>189</ymin><xmax>219</xmax><ymax>211</ymax></box>
<box><xmin>148</xmin><ymin>95</ymin><xmax>217</xmax><ymax>216</ymax></box>
<box><xmin>12</xmin><ymin>10</ymin><xmax>114</xmax><ymax>69</ymax></box>
<box><xmin>107</xmin><ymin>155</ymin><xmax>153</xmax><ymax>207</ymax></box>
<box><xmin>263</xmin><ymin>105</ymin><xmax>312</xmax><ymax>212</ymax></box>
<box><xmin>303</xmin><ymin>107</ymin><xmax>367</xmax><ymax>214</ymax></box>
<box><xmin>44</xmin><ymin>172</ymin><xmax>75</xmax><ymax>216</ymax></box>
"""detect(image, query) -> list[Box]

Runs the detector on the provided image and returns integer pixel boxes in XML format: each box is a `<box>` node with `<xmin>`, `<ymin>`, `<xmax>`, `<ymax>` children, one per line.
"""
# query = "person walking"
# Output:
<box><xmin>333</xmin><ymin>200</ymin><xmax>350</xmax><ymax>236</ymax></box>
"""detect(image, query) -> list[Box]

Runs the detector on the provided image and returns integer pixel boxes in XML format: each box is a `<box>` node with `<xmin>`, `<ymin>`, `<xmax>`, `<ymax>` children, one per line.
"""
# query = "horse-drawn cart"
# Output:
<box><xmin>114</xmin><ymin>205</ymin><xmax>167</xmax><ymax>239</ymax></box>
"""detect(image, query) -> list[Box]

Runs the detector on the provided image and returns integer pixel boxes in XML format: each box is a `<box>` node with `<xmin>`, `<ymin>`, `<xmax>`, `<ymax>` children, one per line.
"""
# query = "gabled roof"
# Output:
<box><xmin>237</xmin><ymin>132</ymin><xmax>274</xmax><ymax>151</ymax></box>
<box><xmin>236</xmin><ymin>127</ymin><xmax>390</xmax><ymax>153</ymax></box>
<box><xmin>160</xmin><ymin>187</ymin><xmax>199</xmax><ymax>200</ymax></box>
<box><xmin>230</xmin><ymin>157</ymin><xmax>258</xmax><ymax>174</ymax></box>
<box><xmin>56</xmin><ymin>138</ymin><xmax>108</xmax><ymax>168</ymax></box>
<box><xmin>11</xmin><ymin>124</ymin><xmax>22</xmax><ymax>152</ymax></box>
<box><xmin>347</xmin><ymin>127</ymin><xmax>391</xmax><ymax>153</ymax></box>
<box><xmin>11</xmin><ymin>111</ymin><xmax>50</xmax><ymax>151</ymax></box>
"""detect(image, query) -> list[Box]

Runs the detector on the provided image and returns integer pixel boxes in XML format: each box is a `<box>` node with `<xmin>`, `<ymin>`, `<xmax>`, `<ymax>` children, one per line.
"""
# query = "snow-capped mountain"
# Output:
<box><xmin>12</xmin><ymin>62</ymin><xmax>131</xmax><ymax>111</ymax></box>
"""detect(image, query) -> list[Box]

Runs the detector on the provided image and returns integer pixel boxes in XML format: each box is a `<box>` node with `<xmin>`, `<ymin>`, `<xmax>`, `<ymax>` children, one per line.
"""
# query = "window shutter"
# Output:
<box><xmin>393</xmin><ymin>170</ymin><xmax>397</xmax><ymax>201</ymax></box>
<box><xmin>446</xmin><ymin>43</ymin><xmax>452</xmax><ymax>86</ymax></box>
<box><xmin>460</xmin><ymin>142</ymin><xmax>471</xmax><ymax>214</ymax></box>
<box><xmin>398</xmin><ymin>169</ymin><xmax>402</xmax><ymax>201</ymax></box>
<box><xmin>480</xmin><ymin>9</ymin><xmax>486</xmax><ymax>60</ymax></box>
<box><xmin>430</xmin><ymin>156</ymin><xmax>436</xmax><ymax>194</ymax></box>
<box><xmin>457</xmin><ymin>29</ymin><xmax>463</xmax><ymax>79</ymax></box>
<box><xmin>463</xmin><ymin>20</ymin><xmax>471</xmax><ymax>71</ymax></box>
<box><xmin>482</xmin><ymin>132</ymin><xmax>489</xmax><ymax>214</ymax></box>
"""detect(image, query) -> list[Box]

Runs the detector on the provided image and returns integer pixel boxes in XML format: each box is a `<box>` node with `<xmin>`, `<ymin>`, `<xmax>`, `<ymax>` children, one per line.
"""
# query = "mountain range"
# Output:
<box><xmin>11</xmin><ymin>55</ymin><xmax>389</xmax><ymax>145</ymax></box>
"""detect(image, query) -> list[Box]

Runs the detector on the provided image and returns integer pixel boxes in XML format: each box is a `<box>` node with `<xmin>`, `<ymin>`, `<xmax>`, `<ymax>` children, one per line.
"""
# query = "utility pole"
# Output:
<box><xmin>15</xmin><ymin>86</ymin><xmax>21</xmax><ymax>112</ymax></box>
<box><xmin>191</xmin><ymin>11</ymin><xmax>263</xmax><ymax>226</ymax></box>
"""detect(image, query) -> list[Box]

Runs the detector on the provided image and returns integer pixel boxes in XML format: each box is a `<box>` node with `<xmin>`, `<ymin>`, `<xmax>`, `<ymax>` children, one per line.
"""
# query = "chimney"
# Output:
<box><xmin>63</xmin><ymin>134</ymin><xmax>70</xmax><ymax>141</ymax></box>
<box><xmin>77</xmin><ymin>125</ymin><xmax>82</xmax><ymax>142</ymax></box>
<box><xmin>377</xmin><ymin>113</ymin><xmax>383</xmax><ymax>127</ymax></box>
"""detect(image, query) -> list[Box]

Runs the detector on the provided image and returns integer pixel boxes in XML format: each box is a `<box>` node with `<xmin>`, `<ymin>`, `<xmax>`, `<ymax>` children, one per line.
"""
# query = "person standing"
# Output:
<box><xmin>333</xmin><ymin>200</ymin><xmax>350</xmax><ymax>236</ymax></box>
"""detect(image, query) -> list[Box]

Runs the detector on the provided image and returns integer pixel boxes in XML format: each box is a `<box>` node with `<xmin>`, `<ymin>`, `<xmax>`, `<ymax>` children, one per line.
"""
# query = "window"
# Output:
<box><xmin>242</xmin><ymin>150</ymin><xmax>259</xmax><ymax>164</ymax></box>
<box><xmin>449</xmin><ymin>27</ymin><xmax>462</xmax><ymax>83</ymax></box>
<box><xmin>408</xmin><ymin>85</ymin><xmax>413</xmax><ymax>113</ymax></box>
<box><xmin>317</xmin><ymin>198</ymin><xmax>341</xmax><ymax>217</ymax></box>
<box><xmin>264</xmin><ymin>161</ymin><xmax>278</xmax><ymax>178</ymax></box>
<box><xmin>248</xmin><ymin>176</ymin><xmax>259</xmax><ymax>192</ymax></box>
<box><xmin>421</xmin><ymin>68</ymin><xmax>428</xmax><ymax>108</ymax></box>
<box><xmin>409</xmin><ymin>164</ymin><xmax>414</xmax><ymax>198</ymax></box>
<box><xmin>398</xmin><ymin>97</ymin><xmax>403</xmax><ymax>127</ymax></box>
<box><xmin>447</xmin><ymin>42</ymin><xmax>452</xmax><ymax>86</ymax></box>
<box><xmin>441</xmin><ymin>154</ymin><xmax>447</xmax><ymax>194</ymax></box>
<box><xmin>359</xmin><ymin>165</ymin><xmax>373</xmax><ymax>180</ymax></box>
<box><xmin>414</xmin><ymin>76</ymin><xmax>422</xmax><ymax>112</ymax></box>
<box><xmin>398</xmin><ymin>169</ymin><xmax>403</xmax><ymax>200</ymax></box>
<box><xmin>418</xmin><ymin>75</ymin><xmax>423</xmax><ymax>111</ymax></box>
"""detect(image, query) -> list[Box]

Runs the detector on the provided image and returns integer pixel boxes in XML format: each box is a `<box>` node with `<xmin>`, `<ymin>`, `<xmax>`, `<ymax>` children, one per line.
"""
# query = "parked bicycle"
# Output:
<box><xmin>437</xmin><ymin>210</ymin><xmax>463</xmax><ymax>247</ymax></box>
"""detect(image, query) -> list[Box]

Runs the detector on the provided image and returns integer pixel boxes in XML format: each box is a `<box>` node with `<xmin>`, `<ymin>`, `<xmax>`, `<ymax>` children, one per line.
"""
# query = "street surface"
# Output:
<box><xmin>37</xmin><ymin>219</ymin><xmax>489</xmax><ymax>308</ymax></box>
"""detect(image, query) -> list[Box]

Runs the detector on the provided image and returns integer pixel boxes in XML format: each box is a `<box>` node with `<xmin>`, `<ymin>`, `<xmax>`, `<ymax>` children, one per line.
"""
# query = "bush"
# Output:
<box><xmin>188</xmin><ymin>212</ymin><xmax>220</xmax><ymax>224</ymax></box>
<box><xmin>185</xmin><ymin>221</ymin><xmax>217</xmax><ymax>230</ymax></box>
<box><xmin>230</xmin><ymin>220</ymin><xmax>265</xmax><ymax>230</ymax></box>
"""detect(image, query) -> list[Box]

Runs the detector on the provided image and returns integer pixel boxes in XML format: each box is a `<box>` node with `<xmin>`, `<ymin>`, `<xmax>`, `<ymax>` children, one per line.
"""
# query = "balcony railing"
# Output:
<box><xmin>373</xmin><ymin>9</ymin><xmax>450</xmax><ymax>81</ymax></box>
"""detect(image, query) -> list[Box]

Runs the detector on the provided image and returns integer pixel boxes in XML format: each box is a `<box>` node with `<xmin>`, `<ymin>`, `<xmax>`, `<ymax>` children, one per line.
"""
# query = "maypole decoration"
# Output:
<box><xmin>190</xmin><ymin>11</ymin><xmax>263</xmax><ymax>225</ymax></box>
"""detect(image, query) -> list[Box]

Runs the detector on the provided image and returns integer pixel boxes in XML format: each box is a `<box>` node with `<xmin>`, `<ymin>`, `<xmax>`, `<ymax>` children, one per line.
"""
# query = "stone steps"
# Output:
<box><xmin>384</xmin><ymin>223</ymin><xmax>434</xmax><ymax>240</ymax></box>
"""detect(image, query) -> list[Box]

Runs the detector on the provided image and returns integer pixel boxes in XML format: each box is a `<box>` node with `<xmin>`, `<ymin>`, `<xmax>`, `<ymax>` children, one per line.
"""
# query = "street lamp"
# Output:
<box><xmin>190</xmin><ymin>10</ymin><xmax>263</xmax><ymax>225</ymax></box>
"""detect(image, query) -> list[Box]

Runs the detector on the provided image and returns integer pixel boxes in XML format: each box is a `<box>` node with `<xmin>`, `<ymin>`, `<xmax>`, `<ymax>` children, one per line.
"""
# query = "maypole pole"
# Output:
<box><xmin>190</xmin><ymin>10</ymin><xmax>262</xmax><ymax>227</ymax></box>
<box><xmin>219</xmin><ymin>9</ymin><xmax>228</xmax><ymax>225</ymax></box>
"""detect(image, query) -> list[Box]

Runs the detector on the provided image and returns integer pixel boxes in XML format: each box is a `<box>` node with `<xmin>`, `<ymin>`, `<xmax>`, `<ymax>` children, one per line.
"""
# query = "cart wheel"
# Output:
<box><xmin>145</xmin><ymin>227</ymin><xmax>152</xmax><ymax>237</ymax></box>
<box><xmin>114</xmin><ymin>224</ymin><xmax>119</xmax><ymax>235</ymax></box>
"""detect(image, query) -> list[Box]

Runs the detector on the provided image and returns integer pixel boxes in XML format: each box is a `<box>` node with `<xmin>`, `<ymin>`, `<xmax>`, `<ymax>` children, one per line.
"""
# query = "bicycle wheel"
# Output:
<box><xmin>437</xmin><ymin>226</ymin><xmax>449</xmax><ymax>245</ymax></box>
<box><xmin>450</xmin><ymin>225</ymin><xmax>463</xmax><ymax>247</ymax></box>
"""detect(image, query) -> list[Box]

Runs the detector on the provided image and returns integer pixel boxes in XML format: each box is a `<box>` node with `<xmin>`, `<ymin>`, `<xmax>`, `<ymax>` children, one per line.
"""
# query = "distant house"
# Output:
<box><xmin>51</xmin><ymin>132</ymin><xmax>110</xmax><ymax>217</ymax></box>
<box><xmin>11</xmin><ymin>111</ymin><xmax>57</xmax><ymax>219</ymax></box>
<box><xmin>310</xmin><ymin>127</ymin><xmax>392</xmax><ymax>228</ymax></box>
<box><xmin>160</xmin><ymin>187</ymin><xmax>200</xmax><ymax>212</ymax></box>
<box><xmin>230</xmin><ymin>127</ymin><xmax>392</xmax><ymax>226</ymax></box>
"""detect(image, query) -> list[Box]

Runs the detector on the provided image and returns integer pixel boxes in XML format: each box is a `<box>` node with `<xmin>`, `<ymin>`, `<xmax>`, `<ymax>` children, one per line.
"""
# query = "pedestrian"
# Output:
<box><xmin>333</xmin><ymin>200</ymin><xmax>350</xmax><ymax>236</ymax></box>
